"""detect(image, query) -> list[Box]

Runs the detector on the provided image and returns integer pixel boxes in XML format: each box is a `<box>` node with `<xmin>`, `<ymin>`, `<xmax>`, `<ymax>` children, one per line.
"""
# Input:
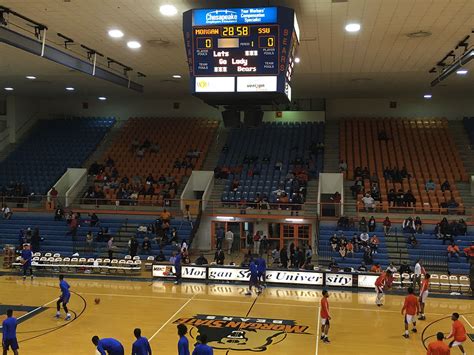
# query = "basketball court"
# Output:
<box><xmin>1</xmin><ymin>275</ymin><xmax>472</xmax><ymax>354</ymax></box>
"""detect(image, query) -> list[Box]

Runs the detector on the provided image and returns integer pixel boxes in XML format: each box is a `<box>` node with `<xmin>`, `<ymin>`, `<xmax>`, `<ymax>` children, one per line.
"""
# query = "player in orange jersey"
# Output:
<box><xmin>401</xmin><ymin>287</ymin><xmax>419</xmax><ymax>338</ymax></box>
<box><xmin>418</xmin><ymin>273</ymin><xmax>430</xmax><ymax>320</ymax></box>
<box><xmin>320</xmin><ymin>289</ymin><xmax>331</xmax><ymax>343</ymax></box>
<box><xmin>446</xmin><ymin>313</ymin><xmax>467</xmax><ymax>354</ymax></box>
<box><xmin>427</xmin><ymin>332</ymin><xmax>450</xmax><ymax>355</ymax></box>
<box><xmin>374</xmin><ymin>270</ymin><xmax>392</xmax><ymax>306</ymax></box>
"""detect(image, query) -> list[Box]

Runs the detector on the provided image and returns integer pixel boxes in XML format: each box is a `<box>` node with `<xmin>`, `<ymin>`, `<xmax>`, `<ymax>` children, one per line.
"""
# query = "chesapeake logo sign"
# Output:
<box><xmin>193</xmin><ymin>7</ymin><xmax>278</xmax><ymax>26</ymax></box>
<box><xmin>174</xmin><ymin>314</ymin><xmax>310</xmax><ymax>352</ymax></box>
<box><xmin>325</xmin><ymin>273</ymin><xmax>353</xmax><ymax>287</ymax></box>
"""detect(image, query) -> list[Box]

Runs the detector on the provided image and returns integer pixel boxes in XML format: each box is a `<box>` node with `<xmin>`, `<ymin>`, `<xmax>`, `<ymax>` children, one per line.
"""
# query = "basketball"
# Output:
<box><xmin>94</xmin><ymin>298</ymin><xmax>100</xmax><ymax>305</ymax></box>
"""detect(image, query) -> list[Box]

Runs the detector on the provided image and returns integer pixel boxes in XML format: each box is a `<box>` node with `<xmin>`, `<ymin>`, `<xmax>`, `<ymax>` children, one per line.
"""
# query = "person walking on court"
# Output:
<box><xmin>216</xmin><ymin>227</ymin><xmax>224</xmax><ymax>250</ymax></box>
<box><xmin>91</xmin><ymin>336</ymin><xmax>124</xmax><ymax>355</ymax></box>
<box><xmin>401</xmin><ymin>287</ymin><xmax>419</xmax><ymax>338</ymax></box>
<box><xmin>20</xmin><ymin>243</ymin><xmax>33</xmax><ymax>281</ymax></box>
<box><xmin>320</xmin><ymin>289</ymin><xmax>331</xmax><ymax>343</ymax></box>
<box><xmin>256</xmin><ymin>255</ymin><xmax>267</xmax><ymax>288</ymax></box>
<box><xmin>132</xmin><ymin>328</ymin><xmax>152</xmax><ymax>355</ymax></box>
<box><xmin>412</xmin><ymin>259</ymin><xmax>424</xmax><ymax>291</ymax></box>
<box><xmin>192</xmin><ymin>334</ymin><xmax>213</xmax><ymax>355</ymax></box>
<box><xmin>55</xmin><ymin>275</ymin><xmax>71</xmax><ymax>321</ymax></box>
<box><xmin>446</xmin><ymin>312</ymin><xmax>467</xmax><ymax>354</ymax></box>
<box><xmin>225</xmin><ymin>228</ymin><xmax>234</xmax><ymax>255</ymax></box>
<box><xmin>418</xmin><ymin>273</ymin><xmax>430</xmax><ymax>320</ymax></box>
<box><xmin>177</xmin><ymin>324</ymin><xmax>190</xmax><ymax>355</ymax></box>
<box><xmin>427</xmin><ymin>332</ymin><xmax>450</xmax><ymax>355</ymax></box>
<box><xmin>374</xmin><ymin>270</ymin><xmax>392</xmax><ymax>306</ymax></box>
<box><xmin>2</xmin><ymin>309</ymin><xmax>19</xmax><ymax>355</ymax></box>
<box><xmin>245</xmin><ymin>258</ymin><xmax>260</xmax><ymax>296</ymax></box>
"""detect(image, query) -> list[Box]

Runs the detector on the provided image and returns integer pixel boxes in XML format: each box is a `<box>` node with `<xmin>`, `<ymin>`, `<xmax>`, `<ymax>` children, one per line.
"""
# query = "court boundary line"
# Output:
<box><xmin>315</xmin><ymin>305</ymin><xmax>320</xmax><ymax>355</ymax></box>
<box><xmin>461</xmin><ymin>315</ymin><xmax>474</xmax><ymax>329</ymax></box>
<box><xmin>149</xmin><ymin>294</ymin><xmax>196</xmax><ymax>342</ymax></box>
<box><xmin>16</xmin><ymin>297</ymin><xmax>58</xmax><ymax>322</ymax></box>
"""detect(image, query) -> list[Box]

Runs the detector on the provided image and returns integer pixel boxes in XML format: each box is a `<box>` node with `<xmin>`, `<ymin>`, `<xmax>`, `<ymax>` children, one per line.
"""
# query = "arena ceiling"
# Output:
<box><xmin>0</xmin><ymin>0</ymin><xmax>473</xmax><ymax>100</ymax></box>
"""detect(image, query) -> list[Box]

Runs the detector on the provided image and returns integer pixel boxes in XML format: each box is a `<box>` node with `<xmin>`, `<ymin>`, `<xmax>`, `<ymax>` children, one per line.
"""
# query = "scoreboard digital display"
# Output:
<box><xmin>183</xmin><ymin>7</ymin><xmax>299</xmax><ymax>105</ymax></box>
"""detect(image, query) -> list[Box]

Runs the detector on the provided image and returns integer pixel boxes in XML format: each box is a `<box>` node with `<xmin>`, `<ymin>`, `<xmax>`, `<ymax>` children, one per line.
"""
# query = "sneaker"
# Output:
<box><xmin>55</xmin><ymin>313</ymin><xmax>60</xmax><ymax>319</ymax></box>
<box><xmin>30</xmin><ymin>276</ymin><xmax>34</xmax><ymax>280</ymax></box>
<box><xmin>174</xmin><ymin>281</ymin><xmax>179</xmax><ymax>285</ymax></box>
<box><xmin>412</xmin><ymin>328</ymin><xmax>417</xmax><ymax>333</ymax></box>
<box><xmin>418</xmin><ymin>316</ymin><xmax>425</xmax><ymax>321</ymax></box>
<box><xmin>376</xmin><ymin>304</ymin><xmax>382</xmax><ymax>307</ymax></box>
<box><xmin>320</xmin><ymin>335</ymin><xmax>325</xmax><ymax>340</ymax></box>
<box><xmin>402</xmin><ymin>334</ymin><xmax>409</xmax><ymax>339</ymax></box>
<box><xmin>323</xmin><ymin>338</ymin><xmax>330</xmax><ymax>343</ymax></box>
<box><xmin>245</xmin><ymin>291</ymin><xmax>252</xmax><ymax>296</ymax></box>
<box><xmin>22</xmin><ymin>276</ymin><xmax>26</xmax><ymax>281</ymax></box>
<box><xmin>65</xmin><ymin>314</ymin><xmax>71</xmax><ymax>321</ymax></box>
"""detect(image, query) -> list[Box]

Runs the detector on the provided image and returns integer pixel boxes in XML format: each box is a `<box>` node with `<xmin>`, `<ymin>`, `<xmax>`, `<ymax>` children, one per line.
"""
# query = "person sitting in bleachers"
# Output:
<box><xmin>361</xmin><ymin>193</ymin><xmax>376</xmax><ymax>211</ymax></box>
<box><xmin>447</xmin><ymin>242</ymin><xmax>460</xmax><ymax>259</ymax></box>
<box><xmin>463</xmin><ymin>242</ymin><xmax>474</xmax><ymax>261</ymax></box>
<box><xmin>446</xmin><ymin>198</ymin><xmax>459</xmax><ymax>214</ymax></box>
<box><xmin>346</xmin><ymin>241</ymin><xmax>354</xmax><ymax>257</ymax></box>
<box><xmin>328</xmin><ymin>258</ymin><xmax>339</xmax><ymax>271</ymax></box>
<box><xmin>383</xmin><ymin>216</ymin><xmax>392</xmax><ymax>235</ymax></box>
<box><xmin>440</xmin><ymin>180</ymin><xmax>450</xmax><ymax>192</ymax></box>
<box><xmin>195</xmin><ymin>253</ymin><xmax>209</xmax><ymax>266</ymax></box>
<box><xmin>339</xmin><ymin>160</ymin><xmax>347</xmax><ymax>172</ymax></box>
<box><xmin>357</xmin><ymin>261</ymin><xmax>368</xmax><ymax>272</ymax></box>
<box><xmin>90</xmin><ymin>213</ymin><xmax>100</xmax><ymax>227</ymax></box>
<box><xmin>386</xmin><ymin>262</ymin><xmax>397</xmax><ymax>273</ymax></box>
<box><xmin>368</xmin><ymin>216</ymin><xmax>376</xmax><ymax>232</ymax></box>
<box><xmin>370</xmin><ymin>263</ymin><xmax>382</xmax><ymax>273</ymax></box>
<box><xmin>351</xmin><ymin>177</ymin><xmax>364</xmax><ymax>198</ymax></box>
<box><xmin>408</xmin><ymin>233</ymin><xmax>418</xmax><ymax>248</ymax></box>
<box><xmin>142</xmin><ymin>237</ymin><xmax>152</xmax><ymax>255</ymax></box>
<box><xmin>361</xmin><ymin>167</ymin><xmax>370</xmax><ymax>180</ymax></box>
<box><xmin>404</xmin><ymin>190</ymin><xmax>416</xmax><ymax>207</ymax></box>
<box><xmin>399</xmin><ymin>261</ymin><xmax>412</xmax><ymax>274</ymax></box>
<box><xmin>414</xmin><ymin>216</ymin><xmax>423</xmax><ymax>234</ymax></box>
<box><xmin>402</xmin><ymin>217</ymin><xmax>415</xmax><ymax>234</ymax></box>
<box><xmin>425</xmin><ymin>179</ymin><xmax>435</xmax><ymax>191</ymax></box>
<box><xmin>354</xmin><ymin>166</ymin><xmax>362</xmax><ymax>179</ymax></box>
<box><xmin>387</xmin><ymin>188</ymin><xmax>396</xmax><ymax>207</ymax></box>
<box><xmin>338</xmin><ymin>240</ymin><xmax>347</xmax><ymax>258</ymax></box>
<box><xmin>395</xmin><ymin>189</ymin><xmax>405</xmax><ymax>206</ymax></box>
<box><xmin>330</xmin><ymin>234</ymin><xmax>339</xmax><ymax>251</ymax></box>
<box><xmin>351</xmin><ymin>233</ymin><xmax>359</xmax><ymax>252</ymax></box>
<box><xmin>456</xmin><ymin>219</ymin><xmax>467</xmax><ymax>235</ymax></box>
<box><xmin>359</xmin><ymin>217</ymin><xmax>368</xmax><ymax>232</ymax></box>
<box><xmin>369</xmin><ymin>235</ymin><xmax>379</xmax><ymax>254</ymax></box>
<box><xmin>337</xmin><ymin>216</ymin><xmax>349</xmax><ymax>229</ymax></box>
<box><xmin>371</xmin><ymin>183</ymin><xmax>380</xmax><ymax>201</ymax></box>
<box><xmin>400</xmin><ymin>166</ymin><xmax>410</xmax><ymax>179</ymax></box>
<box><xmin>359</xmin><ymin>232</ymin><xmax>369</xmax><ymax>247</ymax></box>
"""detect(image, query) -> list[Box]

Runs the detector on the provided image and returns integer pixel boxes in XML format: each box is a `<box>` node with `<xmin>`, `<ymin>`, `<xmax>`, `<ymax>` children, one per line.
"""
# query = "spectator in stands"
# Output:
<box><xmin>90</xmin><ymin>213</ymin><xmax>99</xmax><ymax>227</ymax></box>
<box><xmin>351</xmin><ymin>233</ymin><xmax>359</xmax><ymax>252</ymax></box>
<box><xmin>371</xmin><ymin>183</ymin><xmax>380</xmax><ymax>201</ymax></box>
<box><xmin>330</xmin><ymin>191</ymin><xmax>341</xmax><ymax>203</ymax></box>
<box><xmin>440</xmin><ymin>180</ymin><xmax>450</xmax><ymax>192</ymax></box>
<box><xmin>338</xmin><ymin>241</ymin><xmax>347</xmax><ymax>258</ymax></box>
<box><xmin>400</xmin><ymin>166</ymin><xmax>410</xmax><ymax>179</ymax></box>
<box><xmin>447</xmin><ymin>242</ymin><xmax>460</xmax><ymax>259</ymax></box>
<box><xmin>67</xmin><ymin>215</ymin><xmax>79</xmax><ymax>237</ymax></box>
<box><xmin>370</xmin><ymin>173</ymin><xmax>379</xmax><ymax>184</ymax></box>
<box><xmin>368</xmin><ymin>216</ymin><xmax>376</xmax><ymax>232</ymax></box>
<box><xmin>328</xmin><ymin>258</ymin><xmax>338</xmax><ymax>271</ymax></box>
<box><xmin>447</xmin><ymin>198</ymin><xmax>459</xmax><ymax>214</ymax></box>
<box><xmin>359</xmin><ymin>217</ymin><xmax>368</xmax><ymax>233</ymax></box>
<box><xmin>463</xmin><ymin>242</ymin><xmax>474</xmax><ymax>261</ymax></box>
<box><xmin>280</xmin><ymin>247</ymin><xmax>288</xmax><ymax>268</ymax></box>
<box><xmin>408</xmin><ymin>233</ymin><xmax>418</xmax><ymax>248</ymax></box>
<box><xmin>89</xmin><ymin>161</ymin><xmax>101</xmax><ymax>175</ymax></box>
<box><xmin>128</xmin><ymin>236</ymin><xmax>138</xmax><ymax>257</ymax></box>
<box><xmin>169</xmin><ymin>228</ymin><xmax>179</xmax><ymax>245</ymax></box>
<box><xmin>142</xmin><ymin>237</ymin><xmax>151</xmax><ymax>255</ymax></box>
<box><xmin>50</xmin><ymin>186</ymin><xmax>59</xmax><ymax>208</ymax></box>
<box><xmin>414</xmin><ymin>216</ymin><xmax>423</xmax><ymax>234</ymax></box>
<box><xmin>383</xmin><ymin>217</ymin><xmax>392</xmax><ymax>236</ymax></box>
<box><xmin>346</xmin><ymin>241</ymin><xmax>354</xmax><ymax>257</ymax></box>
<box><xmin>457</xmin><ymin>219</ymin><xmax>467</xmax><ymax>235</ymax></box>
<box><xmin>404</xmin><ymin>190</ymin><xmax>416</xmax><ymax>207</ymax></box>
<box><xmin>386</xmin><ymin>262</ymin><xmax>397</xmax><ymax>273</ymax></box>
<box><xmin>370</xmin><ymin>263</ymin><xmax>381</xmax><ymax>273</ymax></box>
<box><xmin>425</xmin><ymin>179</ymin><xmax>435</xmax><ymax>191</ymax></box>
<box><xmin>369</xmin><ymin>235</ymin><xmax>379</xmax><ymax>254</ymax></box>
<box><xmin>107</xmin><ymin>237</ymin><xmax>115</xmax><ymax>259</ymax></box>
<box><xmin>402</xmin><ymin>217</ymin><xmax>415</xmax><ymax>234</ymax></box>
<box><xmin>54</xmin><ymin>205</ymin><xmax>64</xmax><ymax>221</ymax></box>
<box><xmin>361</xmin><ymin>193</ymin><xmax>376</xmax><ymax>211</ymax></box>
<box><xmin>2</xmin><ymin>205</ymin><xmax>12</xmax><ymax>220</ymax></box>
<box><xmin>85</xmin><ymin>231</ymin><xmax>94</xmax><ymax>252</ymax></box>
<box><xmin>357</xmin><ymin>261</ymin><xmax>368</xmax><ymax>272</ymax></box>
<box><xmin>195</xmin><ymin>253</ymin><xmax>208</xmax><ymax>265</ymax></box>
<box><xmin>214</xmin><ymin>248</ymin><xmax>225</xmax><ymax>265</ymax></box>
<box><xmin>359</xmin><ymin>232</ymin><xmax>369</xmax><ymax>247</ymax></box>
<box><xmin>339</xmin><ymin>160</ymin><xmax>347</xmax><ymax>172</ymax></box>
<box><xmin>353</xmin><ymin>166</ymin><xmax>362</xmax><ymax>179</ymax></box>
<box><xmin>156</xmin><ymin>249</ymin><xmax>165</xmax><ymax>262</ymax></box>
<box><xmin>160</xmin><ymin>209</ymin><xmax>171</xmax><ymax>223</ymax></box>
<box><xmin>351</xmin><ymin>177</ymin><xmax>363</xmax><ymax>198</ymax></box>
<box><xmin>395</xmin><ymin>189</ymin><xmax>405</xmax><ymax>206</ymax></box>
<box><xmin>337</xmin><ymin>216</ymin><xmax>350</xmax><ymax>230</ymax></box>
<box><xmin>363</xmin><ymin>247</ymin><xmax>373</xmax><ymax>265</ymax></box>
<box><xmin>387</xmin><ymin>189</ymin><xmax>396</xmax><ymax>207</ymax></box>
<box><xmin>399</xmin><ymin>261</ymin><xmax>411</xmax><ymax>274</ymax></box>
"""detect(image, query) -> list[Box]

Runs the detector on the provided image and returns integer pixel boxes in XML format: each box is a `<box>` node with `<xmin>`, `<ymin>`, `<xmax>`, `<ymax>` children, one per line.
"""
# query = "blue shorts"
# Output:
<box><xmin>60</xmin><ymin>294</ymin><xmax>70</xmax><ymax>304</ymax></box>
<box><xmin>3</xmin><ymin>338</ymin><xmax>19</xmax><ymax>350</ymax></box>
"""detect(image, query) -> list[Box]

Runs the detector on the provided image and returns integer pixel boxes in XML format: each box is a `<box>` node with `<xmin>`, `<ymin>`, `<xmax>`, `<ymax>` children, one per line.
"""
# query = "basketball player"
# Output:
<box><xmin>320</xmin><ymin>289</ymin><xmax>331</xmax><ymax>343</ymax></box>
<box><xmin>418</xmin><ymin>273</ymin><xmax>430</xmax><ymax>320</ymax></box>
<box><xmin>256</xmin><ymin>255</ymin><xmax>266</xmax><ymax>288</ymax></box>
<box><xmin>177</xmin><ymin>324</ymin><xmax>190</xmax><ymax>355</ymax></box>
<box><xmin>427</xmin><ymin>332</ymin><xmax>450</xmax><ymax>355</ymax></box>
<box><xmin>192</xmin><ymin>334</ymin><xmax>213</xmax><ymax>355</ymax></box>
<box><xmin>132</xmin><ymin>328</ymin><xmax>152</xmax><ymax>355</ymax></box>
<box><xmin>20</xmin><ymin>243</ymin><xmax>33</xmax><ymax>280</ymax></box>
<box><xmin>401</xmin><ymin>287</ymin><xmax>419</xmax><ymax>338</ymax></box>
<box><xmin>2</xmin><ymin>309</ymin><xmax>18</xmax><ymax>355</ymax></box>
<box><xmin>91</xmin><ymin>336</ymin><xmax>124</xmax><ymax>355</ymax></box>
<box><xmin>174</xmin><ymin>252</ymin><xmax>182</xmax><ymax>285</ymax></box>
<box><xmin>55</xmin><ymin>275</ymin><xmax>71</xmax><ymax>321</ymax></box>
<box><xmin>374</xmin><ymin>269</ymin><xmax>392</xmax><ymax>306</ymax></box>
<box><xmin>446</xmin><ymin>313</ymin><xmax>467</xmax><ymax>354</ymax></box>
<box><xmin>245</xmin><ymin>258</ymin><xmax>260</xmax><ymax>296</ymax></box>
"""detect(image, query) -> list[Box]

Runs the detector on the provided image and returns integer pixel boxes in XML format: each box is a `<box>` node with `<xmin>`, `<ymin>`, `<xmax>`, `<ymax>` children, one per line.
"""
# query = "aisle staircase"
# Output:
<box><xmin>201</xmin><ymin>125</ymin><xmax>228</xmax><ymax>171</ymax></box>
<box><xmin>323</xmin><ymin>120</ymin><xmax>340</xmax><ymax>173</ymax></box>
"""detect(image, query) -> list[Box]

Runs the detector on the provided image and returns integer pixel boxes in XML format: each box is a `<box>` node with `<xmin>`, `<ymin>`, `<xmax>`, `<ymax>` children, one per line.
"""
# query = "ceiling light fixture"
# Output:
<box><xmin>456</xmin><ymin>69</ymin><xmax>468</xmax><ymax>75</ymax></box>
<box><xmin>98</xmin><ymin>96</ymin><xmax>107</xmax><ymax>101</ymax></box>
<box><xmin>65</xmin><ymin>87</ymin><xmax>75</xmax><ymax>91</ymax></box>
<box><xmin>127</xmin><ymin>41</ymin><xmax>141</xmax><ymax>49</ymax></box>
<box><xmin>294</xmin><ymin>57</ymin><xmax>301</xmax><ymax>63</ymax></box>
<box><xmin>172</xmin><ymin>74</ymin><xmax>182</xmax><ymax>79</ymax></box>
<box><xmin>345</xmin><ymin>23</ymin><xmax>361</xmax><ymax>33</ymax></box>
<box><xmin>160</xmin><ymin>4</ymin><xmax>178</xmax><ymax>16</ymax></box>
<box><xmin>423</xmin><ymin>94</ymin><xmax>432</xmax><ymax>99</ymax></box>
<box><xmin>108</xmin><ymin>29</ymin><xmax>124</xmax><ymax>38</ymax></box>
<box><xmin>4</xmin><ymin>87</ymin><xmax>14</xmax><ymax>91</ymax></box>
<box><xmin>26</xmin><ymin>75</ymin><xmax>36</xmax><ymax>80</ymax></box>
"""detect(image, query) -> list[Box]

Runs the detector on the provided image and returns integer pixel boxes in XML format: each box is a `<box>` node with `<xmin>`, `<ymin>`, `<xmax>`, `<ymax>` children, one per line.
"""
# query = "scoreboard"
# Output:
<box><xmin>183</xmin><ymin>7</ymin><xmax>299</xmax><ymax>106</ymax></box>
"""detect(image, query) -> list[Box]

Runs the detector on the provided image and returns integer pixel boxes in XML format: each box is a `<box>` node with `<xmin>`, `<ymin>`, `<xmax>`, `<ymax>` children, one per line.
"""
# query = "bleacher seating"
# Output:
<box><xmin>88</xmin><ymin>117</ymin><xmax>218</xmax><ymax>204</ymax></box>
<box><xmin>463</xmin><ymin>117</ymin><xmax>474</xmax><ymax>146</ymax></box>
<box><xmin>0</xmin><ymin>117</ymin><xmax>115</xmax><ymax>194</ymax></box>
<box><xmin>0</xmin><ymin>213</ymin><xmax>193</xmax><ymax>260</ymax></box>
<box><xmin>340</xmin><ymin>118</ymin><xmax>467</xmax><ymax>212</ymax></box>
<box><xmin>217</xmin><ymin>122</ymin><xmax>324</xmax><ymax>204</ymax></box>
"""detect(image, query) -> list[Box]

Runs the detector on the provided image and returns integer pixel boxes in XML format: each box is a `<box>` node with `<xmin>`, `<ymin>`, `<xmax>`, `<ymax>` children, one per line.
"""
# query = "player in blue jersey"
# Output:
<box><xmin>132</xmin><ymin>328</ymin><xmax>152</xmax><ymax>355</ymax></box>
<box><xmin>177</xmin><ymin>324</ymin><xmax>190</xmax><ymax>355</ymax></box>
<box><xmin>55</xmin><ymin>275</ymin><xmax>71</xmax><ymax>321</ymax></box>
<box><xmin>174</xmin><ymin>252</ymin><xmax>182</xmax><ymax>285</ymax></box>
<box><xmin>256</xmin><ymin>256</ymin><xmax>267</xmax><ymax>288</ymax></box>
<box><xmin>20</xmin><ymin>243</ymin><xmax>33</xmax><ymax>280</ymax></box>
<box><xmin>91</xmin><ymin>336</ymin><xmax>124</xmax><ymax>355</ymax></box>
<box><xmin>2</xmin><ymin>309</ymin><xmax>18</xmax><ymax>355</ymax></box>
<box><xmin>245</xmin><ymin>258</ymin><xmax>261</xmax><ymax>296</ymax></box>
<box><xmin>192</xmin><ymin>334</ymin><xmax>213</xmax><ymax>355</ymax></box>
